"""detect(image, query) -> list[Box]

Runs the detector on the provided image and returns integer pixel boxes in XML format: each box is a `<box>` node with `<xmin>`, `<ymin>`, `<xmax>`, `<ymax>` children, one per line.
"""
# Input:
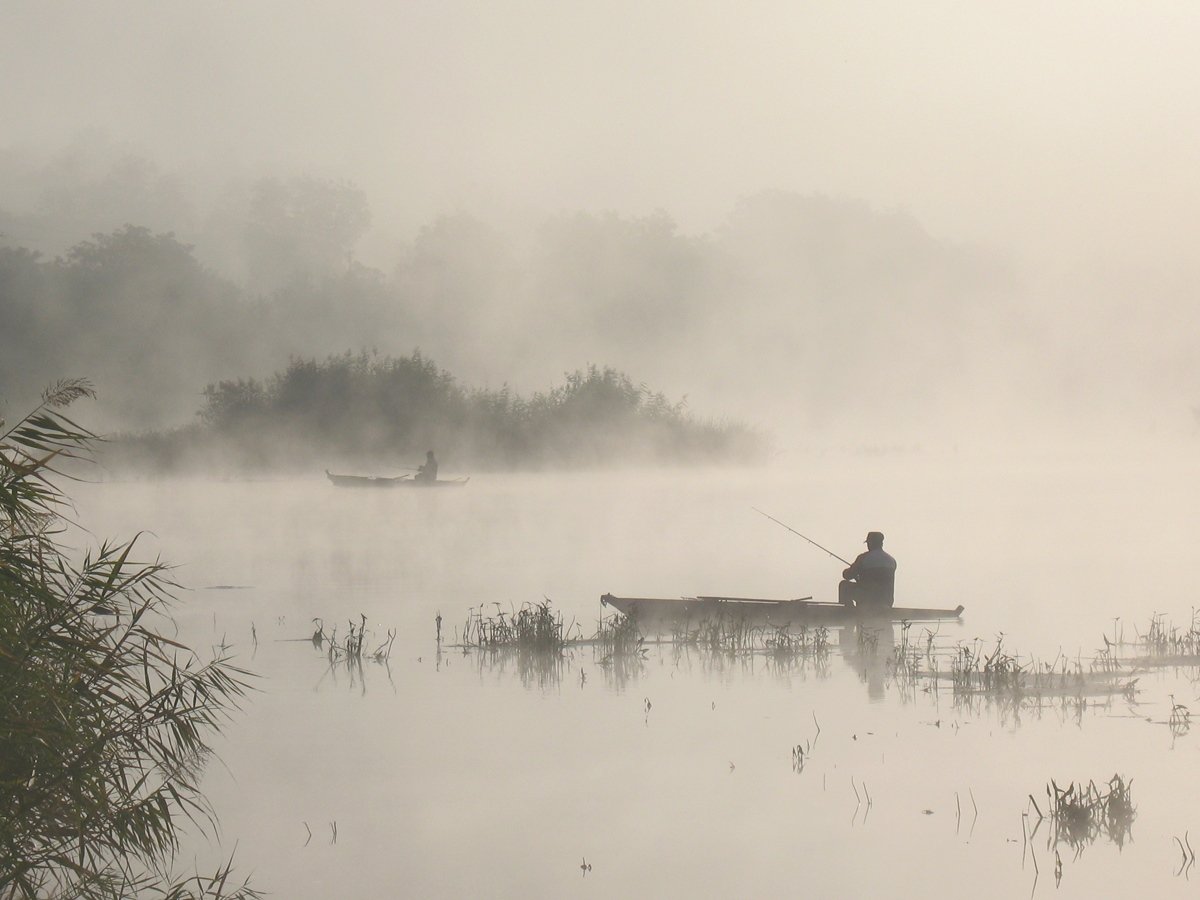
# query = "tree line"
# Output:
<box><xmin>109</xmin><ymin>353</ymin><xmax>765</xmax><ymax>473</ymax></box>
<box><xmin>1</xmin><ymin>159</ymin><xmax>1016</xmax><ymax>436</ymax></box>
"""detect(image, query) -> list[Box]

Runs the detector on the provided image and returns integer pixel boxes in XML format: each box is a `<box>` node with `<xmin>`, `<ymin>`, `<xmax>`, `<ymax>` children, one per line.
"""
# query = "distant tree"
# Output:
<box><xmin>392</xmin><ymin>213</ymin><xmax>517</xmax><ymax>382</ymax></box>
<box><xmin>198</xmin><ymin>378</ymin><xmax>268</xmax><ymax>429</ymax></box>
<box><xmin>50</xmin><ymin>226</ymin><xmax>248</xmax><ymax>427</ymax></box>
<box><xmin>175</xmin><ymin>354</ymin><xmax>763</xmax><ymax>472</ymax></box>
<box><xmin>244</xmin><ymin>176</ymin><xmax>371</xmax><ymax>294</ymax></box>
<box><xmin>530</xmin><ymin>210</ymin><xmax>715</xmax><ymax>348</ymax></box>
<box><xmin>0</xmin><ymin>248</ymin><xmax>51</xmax><ymax>404</ymax></box>
<box><xmin>35</xmin><ymin>153</ymin><xmax>193</xmax><ymax>240</ymax></box>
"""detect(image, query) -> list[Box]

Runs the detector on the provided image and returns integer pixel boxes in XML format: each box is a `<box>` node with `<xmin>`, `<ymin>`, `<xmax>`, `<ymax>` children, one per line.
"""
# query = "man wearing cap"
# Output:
<box><xmin>838</xmin><ymin>532</ymin><xmax>897</xmax><ymax>610</ymax></box>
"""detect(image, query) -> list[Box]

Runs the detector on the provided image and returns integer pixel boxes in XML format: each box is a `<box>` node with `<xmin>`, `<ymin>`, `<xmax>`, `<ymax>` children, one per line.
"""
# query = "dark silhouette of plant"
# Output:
<box><xmin>0</xmin><ymin>380</ymin><xmax>258</xmax><ymax>899</ymax></box>
<box><xmin>148</xmin><ymin>352</ymin><xmax>762</xmax><ymax>473</ymax></box>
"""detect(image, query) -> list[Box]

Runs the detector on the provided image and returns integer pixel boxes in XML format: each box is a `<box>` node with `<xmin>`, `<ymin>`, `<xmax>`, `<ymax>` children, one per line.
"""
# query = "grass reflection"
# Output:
<box><xmin>1029</xmin><ymin>775</ymin><xmax>1136</xmax><ymax>855</ymax></box>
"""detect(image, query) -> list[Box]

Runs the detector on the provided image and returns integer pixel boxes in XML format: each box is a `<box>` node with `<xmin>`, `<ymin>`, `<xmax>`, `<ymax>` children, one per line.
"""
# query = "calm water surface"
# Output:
<box><xmin>71</xmin><ymin>447</ymin><xmax>1200</xmax><ymax>898</ymax></box>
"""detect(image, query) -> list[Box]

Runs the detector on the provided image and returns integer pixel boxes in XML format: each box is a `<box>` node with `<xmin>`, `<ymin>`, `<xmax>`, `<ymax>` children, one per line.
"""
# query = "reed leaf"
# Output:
<box><xmin>0</xmin><ymin>386</ymin><xmax>259</xmax><ymax>899</ymax></box>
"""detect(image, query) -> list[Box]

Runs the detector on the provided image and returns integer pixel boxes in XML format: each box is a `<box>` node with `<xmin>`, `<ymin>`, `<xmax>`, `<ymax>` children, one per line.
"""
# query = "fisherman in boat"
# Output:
<box><xmin>838</xmin><ymin>531</ymin><xmax>896</xmax><ymax>611</ymax></box>
<box><xmin>415</xmin><ymin>450</ymin><xmax>438</xmax><ymax>484</ymax></box>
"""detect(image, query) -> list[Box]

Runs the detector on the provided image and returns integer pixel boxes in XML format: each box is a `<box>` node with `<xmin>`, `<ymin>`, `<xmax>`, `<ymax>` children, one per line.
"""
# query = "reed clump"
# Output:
<box><xmin>1039</xmin><ymin>775</ymin><xmax>1135</xmax><ymax>851</ymax></box>
<box><xmin>669</xmin><ymin>616</ymin><xmax>830</xmax><ymax>662</ymax></box>
<box><xmin>312</xmin><ymin>615</ymin><xmax>396</xmax><ymax>663</ymax></box>
<box><xmin>1130</xmin><ymin>612</ymin><xmax>1200</xmax><ymax>665</ymax></box>
<box><xmin>949</xmin><ymin>638</ymin><xmax>1023</xmax><ymax>693</ymax></box>
<box><xmin>764</xmin><ymin>624</ymin><xmax>830</xmax><ymax>664</ymax></box>
<box><xmin>461</xmin><ymin>601</ymin><xmax>571</xmax><ymax>652</ymax></box>
<box><xmin>594</xmin><ymin>612</ymin><xmax>646</xmax><ymax>661</ymax></box>
<box><xmin>0</xmin><ymin>381</ymin><xmax>258</xmax><ymax>899</ymax></box>
<box><xmin>672</xmin><ymin>614</ymin><xmax>755</xmax><ymax>652</ymax></box>
<box><xmin>939</xmin><ymin>637</ymin><xmax>1136</xmax><ymax>704</ymax></box>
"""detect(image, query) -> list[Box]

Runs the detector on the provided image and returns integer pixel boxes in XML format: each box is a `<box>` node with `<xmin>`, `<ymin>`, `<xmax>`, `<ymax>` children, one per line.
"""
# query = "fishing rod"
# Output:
<box><xmin>752</xmin><ymin>507</ymin><xmax>852</xmax><ymax>567</ymax></box>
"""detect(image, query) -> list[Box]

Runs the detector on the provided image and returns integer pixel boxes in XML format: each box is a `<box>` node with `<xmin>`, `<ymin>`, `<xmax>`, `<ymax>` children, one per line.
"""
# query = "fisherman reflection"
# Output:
<box><xmin>841</xmin><ymin>623</ymin><xmax>895</xmax><ymax>701</ymax></box>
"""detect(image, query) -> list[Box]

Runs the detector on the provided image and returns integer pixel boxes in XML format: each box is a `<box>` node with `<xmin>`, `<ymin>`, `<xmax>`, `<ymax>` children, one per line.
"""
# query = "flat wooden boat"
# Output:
<box><xmin>600</xmin><ymin>593</ymin><xmax>963</xmax><ymax>628</ymax></box>
<box><xmin>325</xmin><ymin>470</ymin><xmax>470</xmax><ymax>488</ymax></box>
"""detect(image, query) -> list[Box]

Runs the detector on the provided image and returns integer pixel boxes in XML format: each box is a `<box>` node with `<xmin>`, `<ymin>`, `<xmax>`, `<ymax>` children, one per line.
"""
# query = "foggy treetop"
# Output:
<box><xmin>0</xmin><ymin>159</ymin><xmax>1018</xmax><ymax>441</ymax></box>
<box><xmin>110</xmin><ymin>354</ymin><xmax>764</xmax><ymax>473</ymax></box>
<box><xmin>3</xmin><ymin>3</ymin><xmax>1196</xmax><ymax>275</ymax></box>
<box><xmin>3</xmin><ymin>4</ymin><xmax>1200</xmax><ymax>447</ymax></box>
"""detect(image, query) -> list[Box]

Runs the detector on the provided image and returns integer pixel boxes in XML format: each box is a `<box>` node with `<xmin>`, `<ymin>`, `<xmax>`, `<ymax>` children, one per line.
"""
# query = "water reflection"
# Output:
<box><xmin>443</xmin><ymin>643</ymin><xmax>650</xmax><ymax>691</ymax></box>
<box><xmin>469</xmin><ymin>645</ymin><xmax>574</xmax><ymax>691</ymax></box>
<box><xmin>445</xmin><ymin>632</ymin><xmax>842</xmax><ymax>692</ymax></box>
<box><xmin>1174</xmin><ymin>834</ymin><xmax>1197</xmax><ymax>879</ymax></box>
<box><xmin>303</xmin><ymin>615</ymin><xmax>398</xmax><ymax>694</ymax></box>
<box><xmin>840</xmin><ymin>623</ymin><xmax>895</xmax><ymax>701</ymax></box>
<box><xmin>313</xmin><ymin>652</ymin><xmax>396</xmax><ymax>695</ymax></box>
<box><xmin>597</xmin><ymin>648</ymin><xmax>646</xmax><ymax>692</ymax></box>
<box><xmin>1020</xmin><ymin>773</ymin><xmax>1136</xmax><ymax>894</ymax></box>
<box><xmin>1043</xmin><ymin>776</ymin><xmax>1136</xmax><ymax>854</ymax></box>
<box><xmin>447</xmin><ymin>615</ymin><xmax>843</xmax><ymax>691</ymax></box>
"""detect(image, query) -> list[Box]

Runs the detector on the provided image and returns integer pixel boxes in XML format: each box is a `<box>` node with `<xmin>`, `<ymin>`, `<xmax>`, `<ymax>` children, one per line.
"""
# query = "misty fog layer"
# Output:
<box><xmin>3</xmin><ymin>3</ymin><xmax>1199</xmax><ymax>450</ymax></box>
<box><xmin>2</xmin><ymin>176</ymin><xmax>1019</xmax><ymax>440</ymax></box>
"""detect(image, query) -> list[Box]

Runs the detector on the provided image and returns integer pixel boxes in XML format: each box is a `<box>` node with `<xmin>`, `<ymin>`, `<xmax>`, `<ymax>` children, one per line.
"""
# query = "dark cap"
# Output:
<box><xmin>865</xmin><ymin>531</ymin><xmax>884</xmax><ymax>545</ymax></box>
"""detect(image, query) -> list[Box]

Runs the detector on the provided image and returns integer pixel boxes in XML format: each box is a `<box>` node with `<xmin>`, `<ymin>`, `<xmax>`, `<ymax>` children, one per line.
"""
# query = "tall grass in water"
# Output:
<box><xmin>461</xmin><ymin>601</ymin><xmax>570</xmax><ymax>652</ymax></box>
<box><xmin>456</xmin><ymin>602</ymin><xmax>578</xmax><ymax>689</ymax></box>
<box><xmin>669</xmin><ymin>615</ymin><xmax>831</xmax><ymax>663</ymax></box>
<box><xmin>1131</xmin><ymin>612</ymin><xmax>1200</xmax><ymax>665</ymax></box>
<box><xmin>1038</xmin><ymin>775</ymin><xmax>1135</xmax><ymax>852</ymax></box>
<box><xmin>312</xmin><ymin>615</ymin><xmax>396</xmax><ymax>663</ymax></box>
<box><xmin>0</xmin><ymin>381</ymin><xmax>257</xmax><ymax>900</ymax></box>
<box><xmin>942</xmin><ymin>637</ymin><xmax>1136</xmax><ymax>705</ymax></box>
<box><xmin>594</xmin><ymin>613</ymin><xmax>645</xmax><ymax>661</ymax></box>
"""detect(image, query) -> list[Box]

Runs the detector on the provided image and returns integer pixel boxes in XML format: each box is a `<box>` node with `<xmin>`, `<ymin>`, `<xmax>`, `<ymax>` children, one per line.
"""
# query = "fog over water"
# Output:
<box><xmin>5</xmin><ymin>3</ymin><xmax>1200</xmax><ymax>897</ymax></box>
<box><xmin>69</xmin><ymin>460</ymin><xmax>1200</xmax><ymax>898</ymax></box>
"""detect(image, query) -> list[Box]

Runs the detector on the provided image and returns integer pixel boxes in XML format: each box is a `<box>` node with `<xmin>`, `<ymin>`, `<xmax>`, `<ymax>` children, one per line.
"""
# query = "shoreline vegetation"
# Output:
<box><xmin>105</xmin><ymin>353</ymin><xmax>766</xmax><ymax>475</ymax></box>
<box><xmin>0</xmin><ymin>381</ymin><xmax>257</xmax><ymax>899</ymax></box>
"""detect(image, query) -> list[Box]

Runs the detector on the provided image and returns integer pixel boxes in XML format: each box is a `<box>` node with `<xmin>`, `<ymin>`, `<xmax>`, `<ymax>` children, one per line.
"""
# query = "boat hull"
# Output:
<box><xmin>326</xmin><ymin>470</ymin><xmax>469</xmax><ymax>488</ymax></box>
<box><xmin>599</xmin><ymin>593</ymin><xmax>963</xmax><ymax>629</ymax></box>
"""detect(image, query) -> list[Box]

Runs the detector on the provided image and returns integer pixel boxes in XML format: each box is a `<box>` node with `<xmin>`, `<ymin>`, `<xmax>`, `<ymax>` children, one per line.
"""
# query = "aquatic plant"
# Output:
<box><xmin>1128</xmin><ymin>612</ymin><xmax>1200</xmax><ymax>666</ymax></box>
<box><xmin>889</xmin><ymin>621</ymin><xmax>918</xmax><ymax>678</ymax></box>
<box><xmin>763</xmin><ymin>624</ymin><xmax>829</xmax><ymax>662</ymax></box>
<box><xmin>1168</xmin><ymin>695</ymin><xmax>1191</xmax><ymax>734</ymax></box>
<box><xmin>455</xmin><ymin>603</ymin><xmax>652</xmax><ymax>688</ymax></box>
<box><xmin>1036</xmin><ymin>774</ymin><xmax>1136</xmax><ymax>853</ymax></box>
<box><xmin>669</xmin><ymin>615</ymin><xmax>830</xmax><ymax>662</ymax></box>
<box><xmin>313</xmin><ymin>614</ymin><xmax>395</xmax><ymax>663</ymax></box>
<box><xmin>593</xmin><ymin>612</ymin><xmax>646</xmax><ymax>662</ymax></box>
<box><xmin>939</xmin><ymin>637</ymin><xmax>1136</xmax><ymax>707</ymax></box>
<box><xmin>0</xmin><ymin>381</ymin><xmax>258</xmax><ymax>899</ymax></box>
<box><xmin>1174</xmin><ymin>832</ymin><xmax>1196</xmax><ymax>878</ymax></box>
<box><xmin>461</xmin><ymin>600</ymin><xmax>570</xmax><ymax>652</ymax></box>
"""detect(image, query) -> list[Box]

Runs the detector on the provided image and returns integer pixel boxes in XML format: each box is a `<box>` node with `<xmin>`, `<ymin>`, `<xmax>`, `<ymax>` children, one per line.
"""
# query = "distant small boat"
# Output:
<box><xmin>325</xmin><ymin>470</ymin><xmax>470</xmax><ymax>488</ymax></box>
<box><xmin>600</xmin><ymin>593</ymin><xmax>963</xmax><ymax>628</ymax></box>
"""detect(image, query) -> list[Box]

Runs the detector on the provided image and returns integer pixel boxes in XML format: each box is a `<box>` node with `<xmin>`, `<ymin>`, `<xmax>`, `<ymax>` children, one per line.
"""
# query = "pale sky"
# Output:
<box><xmin>4</xmin><ymin>1</ymin><xmax>1199</xmax><ymax>274</ymax></box>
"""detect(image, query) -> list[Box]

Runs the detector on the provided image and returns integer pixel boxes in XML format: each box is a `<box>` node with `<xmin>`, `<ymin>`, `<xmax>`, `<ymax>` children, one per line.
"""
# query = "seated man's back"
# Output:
<box><xmin>839</xmin><ymin>532</ymin><xmax>897</xmax><ymax>609</ymax></box>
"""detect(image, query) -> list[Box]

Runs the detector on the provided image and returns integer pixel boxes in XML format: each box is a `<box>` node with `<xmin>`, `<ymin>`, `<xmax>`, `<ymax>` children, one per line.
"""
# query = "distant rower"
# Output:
<box><xmin>415</xmin><ymin>450</ymin><xmax>438</xmax><ymax>484</ymax></box>
<box><xmin>838</xmin><ymin>531</ymin><xmax>896</xmax><ymax>610</ymax></box>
